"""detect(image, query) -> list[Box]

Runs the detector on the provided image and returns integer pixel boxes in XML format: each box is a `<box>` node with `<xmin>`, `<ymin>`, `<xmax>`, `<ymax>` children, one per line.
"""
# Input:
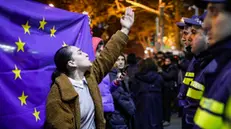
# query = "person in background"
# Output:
<box><xmin>136</xmin><ymin>56</ymin><xmax>142</xmax><ymax>63</ymax></box>
<box><xmin>160</xmin><ymin>54</ymin><xmax>179</xmax><ymax>126</ymax></box>
<box><xmin>106</xmin><ymin>54</ymin><xmax>136</xmax><ymax>129</ymax></box>
<box><xmin>45</xmin><ymin>8</ymin><xmax>134</xmax><ymax>129</ymax></box>
<box><xmin>92</xmin><ymin>37</ymin><xmax>104</xmax><ymax>57</ymax></box>
<box><xmin>127</xmin><ymin>53</ymin><xmax>138</xmax><ymax>78</ymax></box>
<box><xmin>130</xmin><ymin>58</ymin><xmax>164</xmax><ymax>129</ymax></box>
<box><xmin>92</xmin><ymin>36</ymin><xmax>117</xmax><ymax>123</ymax></box>
<box><xmin>156</xmin><ymin>51</ymin><xmax>165</xmax><ymax>69</ymax></box>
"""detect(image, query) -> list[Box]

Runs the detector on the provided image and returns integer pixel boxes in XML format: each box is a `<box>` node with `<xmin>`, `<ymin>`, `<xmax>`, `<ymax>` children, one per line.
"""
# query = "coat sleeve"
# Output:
<box><xmin>158</xmin><ymin>75</ymin><xmax>165</xmax><ymax>88</ymax></box>
<box><xmin>98</xmin><ymin>74</ymin><xmax>110</xmax><ymax>91</ymax></box>
<box><xmin>45</xmin><ymin>100</ymin><xmax>74</xmax><ymax>129</ymax></box>
<box><xmin>112</xmin><ymin>87</ymin><xmax>136</xmax><ymax>116</ymax></box>
<box><xmin>90</xmin><ymin>31</ymin><xmax>128</xmax><ymax>84</ymax></box>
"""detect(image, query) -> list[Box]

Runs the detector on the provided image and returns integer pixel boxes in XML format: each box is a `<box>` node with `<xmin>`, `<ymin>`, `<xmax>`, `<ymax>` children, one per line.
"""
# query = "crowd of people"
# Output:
<box><xmin>44</xmin><ymin>0</ymin><xmax>231</xmax><ymax>129</ymax></box>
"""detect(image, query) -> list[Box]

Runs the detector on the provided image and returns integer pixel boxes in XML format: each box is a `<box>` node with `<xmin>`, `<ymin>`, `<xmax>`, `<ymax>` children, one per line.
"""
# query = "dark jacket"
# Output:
<box><xmin>106</xmin><ymin>69</ymin><xmax>136</xmax><ymax>129</ymax></box>
<box><xmin>177</xmin><ymin>51</ymin><xmax>213</xmax><ymax>126</ymax></box>
<box><xmin>130</xmin><ymin>71</ymin><xmax>164</xmax><ymax>129</ymax></box>
<box><xmin>180</xmin><ymin>50</ymin><xmax>194</xmax><ymax>76</ymax></box>
<box><xmin>161</xmin><ymin>64</ymin><xmax>178</xmax><ymax>89</ymax></box>
<box><xmin>178</xmin><ymin>58</ymin><xmax>196</xmax><ymax>103</ymax></box>
<box><xmin>127</xmin><ymin>64</ymin><xmax>138</xmax><ymax>78</ymax></box>
<box><xmin>194</xmin><ymin>37</ymin><xmax>231</xmax><ymax>129</ymax></box>
<box><xmin>45</xmin><ymin>31</ymin><xmax>128</xmax><ymax>129</ymax></box>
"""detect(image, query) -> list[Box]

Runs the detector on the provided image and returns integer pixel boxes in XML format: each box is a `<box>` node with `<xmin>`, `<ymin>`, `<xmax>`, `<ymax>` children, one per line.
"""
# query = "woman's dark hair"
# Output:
<box><xmin>157</xmin><ymin>51</ymin><xmax>164</xmax><ymax>55</ymax></box>
<box><xmin>51</xmin><ymin>46</ymin><xmax>73</xmax><ymax>82</ymax></box>
<box><xmin>119</xmin><ymin>53</ymin><xmax>126</xmax><ymax>64</ymax></box>
<box><xmin>164</xmin><ymin>52</ymin><xmax>174</xmax><ymax>62</ymax></box>
<box><xmin>96</xmin><ymin>40</ymin><xmax>104</xmax><ymax>53</ymax></box>
<box><xmin>127</xmin><ymin>53</ymin><xmax>137</xmax><ymax>65</ymax></box>
<box><xmin>138</xmin><ymin>58</ymin><xmax>158</xmax><ymax>73</ymax></box>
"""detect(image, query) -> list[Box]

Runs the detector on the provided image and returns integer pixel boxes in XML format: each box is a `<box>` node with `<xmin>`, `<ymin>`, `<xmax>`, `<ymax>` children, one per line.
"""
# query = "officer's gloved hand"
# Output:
<box><xmin>177</xmin><ymin>93</ymin><xmax>183</xmax><ymax>99</ymax></box>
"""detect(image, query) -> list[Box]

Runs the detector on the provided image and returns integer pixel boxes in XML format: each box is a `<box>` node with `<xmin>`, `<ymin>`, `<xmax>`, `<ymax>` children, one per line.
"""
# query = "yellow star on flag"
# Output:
<box><xmin>18</xmin><ymin>91</ymin><xmax>28</xmax><ymax>106</ymax></box>
<box><xmin>15</xmin><ymin>37</ymin><xmax>25</xmax><ymax>52</ymax></box>
<box><xmin>33</xmin><ymin>108</ymin><xmax>41</xmax><ymax>122</ymax></box>
<box><xmin>50</xmin><ymin>26</ymin><xmax>56</xmax><ymax>37</ymax></box>
<box><xmin>38</xmin><ymin>17</ymin><xmax>47</xmax><ymax>30</ymax></box>
<box><xmin>62</xmin><ymin>41</ymin><xmax>68</xmax><ymax>47</ymax></box>
<box><xmin>12</xmin><ymin>65</ymin><xmax>22</xmax><ymax>80</ymax></box>
<box><xmin>22</xmin><ymin>21</ymin><xmax>31</xmax><ymax>34</ymax></box>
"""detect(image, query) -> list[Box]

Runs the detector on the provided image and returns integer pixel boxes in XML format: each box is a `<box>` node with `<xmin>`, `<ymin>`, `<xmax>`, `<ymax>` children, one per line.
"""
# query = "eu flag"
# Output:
<box><xmin>0</xmin><ymin>0</ymin><xmax>94</xmax><ymax>128</ymax></box>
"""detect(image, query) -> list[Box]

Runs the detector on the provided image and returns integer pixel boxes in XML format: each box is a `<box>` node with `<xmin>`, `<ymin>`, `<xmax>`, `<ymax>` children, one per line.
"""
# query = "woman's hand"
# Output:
<box><xmin>120</xmin><ymin>7</ymin><xmax>135</xmax><ymax>35</ymax></box>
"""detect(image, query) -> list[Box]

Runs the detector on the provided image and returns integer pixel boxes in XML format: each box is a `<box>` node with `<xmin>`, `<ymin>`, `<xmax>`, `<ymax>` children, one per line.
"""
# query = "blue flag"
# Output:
<box><xmin>0</xmin><ymin>0</ymin><xmax>94</xmax><ymax>128</ymax></box>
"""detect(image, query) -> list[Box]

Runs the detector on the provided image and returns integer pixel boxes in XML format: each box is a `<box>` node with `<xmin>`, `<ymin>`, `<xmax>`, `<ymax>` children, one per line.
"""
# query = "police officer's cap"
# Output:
<box><xmin>176</xmin><ymin>22</ymin><xmax>185</xmax><ymax>29</ymax></box>
<box><xmin>199</xmin><ymin>11</ymin><xmax>207</xmax><ymax>22</ymax></box>
<box><xmin>184</xmin><ymin>15</ymin><xmax>203</xmax><ymax>26</ymax></box>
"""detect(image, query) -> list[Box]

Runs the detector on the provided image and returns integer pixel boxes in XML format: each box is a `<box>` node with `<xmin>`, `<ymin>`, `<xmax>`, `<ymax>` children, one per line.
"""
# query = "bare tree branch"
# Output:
<box><xmin>125</xmin><ymin>0</ymin><xmax>170</xmax><ymax>20</ymax></box>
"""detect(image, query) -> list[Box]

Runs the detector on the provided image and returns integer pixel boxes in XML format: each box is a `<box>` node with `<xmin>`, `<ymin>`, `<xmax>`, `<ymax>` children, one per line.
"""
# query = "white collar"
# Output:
<box><xmin>68</xmin><ymin>77</ymin><xmax>87</xmax><ymax>89</ymax></box>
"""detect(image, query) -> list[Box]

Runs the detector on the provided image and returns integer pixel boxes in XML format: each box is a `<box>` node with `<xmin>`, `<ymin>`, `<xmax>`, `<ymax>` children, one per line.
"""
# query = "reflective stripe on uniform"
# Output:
<box><xmin>194</xmin><ymin>108</ymin><xmax>223</xmax><ymax>129</ymax></box>
<box><xmin>200</xmin><ymin>97</ymin><xmax>224</xmax><ymax>115</ymax></box>
<box><xmin>222</xmin><ymin>122</ymin><xmax>230</xmax><ymax>129</ymax></box>
<box><xmin>190</xmin><ymin>81</ymin><xmax>205</xmax><ymax>91</ymax></box>
<box><xmin>222</xmin><ymin>97</ymin><xmax>231</xmax><ymax>129</ymax></box>
<box><xmin>225</xmin><ymin>97</ymin><xmax>231</xmax><ymax>119</ymax></box>
<box><xmin>185</xmin><ymin>72</ymin><xmax>195</xmax><ymax>77</ymax></box>
<box><xmin>183</xmin><ymin>77</ymin><xmax>193</xmax><ymax>85</ymax></box>
<box><xmin>186</xmin><ymin>88</ymin><xmax>203</xmax><ymax>100</ymax></box>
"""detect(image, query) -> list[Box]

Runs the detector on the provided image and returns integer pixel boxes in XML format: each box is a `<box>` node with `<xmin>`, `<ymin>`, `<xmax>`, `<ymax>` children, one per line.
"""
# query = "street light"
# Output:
<box><xmin>171</xmin><ymin>46</ymin><xmax>176</xmax><ymax>50</ymax></box>
<box><xmin>49</xmin><ymin>3</ymin><xmax>54</xmax><ymax>7</ymax></box>
<box><xmin>144</xmin><ymin>50</ymin><xmax>148</xmax><ymax>54</ymax></box>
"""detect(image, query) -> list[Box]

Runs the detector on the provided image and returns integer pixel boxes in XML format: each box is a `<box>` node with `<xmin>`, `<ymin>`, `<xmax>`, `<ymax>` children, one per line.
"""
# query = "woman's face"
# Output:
<box><xmin>67</xmin><ymin>46</ymin><xmax>92</xmax><ymax>70</ymax></box>
<box><xmin>164</xmin><ymin>58</ymin><xmax>171</xmax><ymax>66</ymax></box>
<box><xmin>116</xmin><ymin>55</ymin><xmax>125</xmax><ymax>69</ymax></box>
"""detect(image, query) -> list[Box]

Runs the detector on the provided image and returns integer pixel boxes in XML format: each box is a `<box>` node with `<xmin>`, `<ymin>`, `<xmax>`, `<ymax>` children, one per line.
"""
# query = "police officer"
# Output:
<box><xmin>177</xmin><ymin>16</ymin><xmax>198</xmax><ymax>105</ymax></box>
<box><xmin>178</xmin><ymin>13</ymin><xmax>212</xmax><ymax>129</ymax></box>
<box><xmin>177</xmin><ymin>17</ymin><xmax>194</xmax><ymax>77</ymax></box>
<box><xmin>176</xmin><ymin>16</ymin><xmax>195</xmax><ymax>128</ymax></box>
<box><xmin>175</xmin><ymin>20</ymin><xmax>188</xmax><ymax>118</ymax></box>
<box><xmin>193</xmin><ymin>0</ymin><xmax>231</xmax><ymax>128</ymax></box>
<box><xmin>177</xmin><ymin>16</ymin><xmax>193</xmax><ymax>101</ymax></box>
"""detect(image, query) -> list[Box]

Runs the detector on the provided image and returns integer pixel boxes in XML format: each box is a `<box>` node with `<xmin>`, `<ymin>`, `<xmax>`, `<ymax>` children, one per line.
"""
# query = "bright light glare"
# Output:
<box><xmin>49</xmin><ymin>3</ymin><xmax>54</xmax><ymax>7</ymax></box>
<box><xmin>0</xmin><ymin>44</ymin><xmax>15</xmax><ymax>52</ymax></box>
<box><xmin>144</xmin><ymin>50</ymin><xmax>148</xmax><ymax>54</ymax></box>
<box><xmin>171</xmin><ymin>46</ymin><xmax>176</xmax><ymax>50</ymax></box>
